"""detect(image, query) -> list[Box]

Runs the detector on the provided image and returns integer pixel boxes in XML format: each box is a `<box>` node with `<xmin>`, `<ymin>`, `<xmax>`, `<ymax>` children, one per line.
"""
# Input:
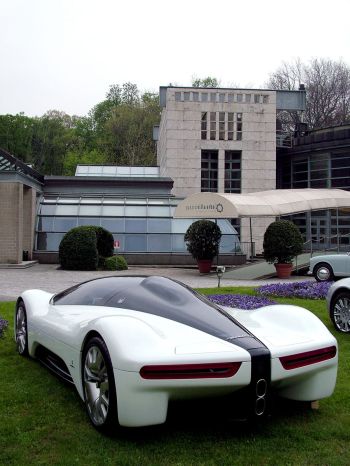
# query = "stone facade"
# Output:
<box><xmin>157</xmin><ymin>86</ymin><xmax>278</xmax><ymax>251</ymax></box>
<box><xmin>0</xmin><ymin>182</ymin><xmax>36</xmax><ymax>263</ymax></box>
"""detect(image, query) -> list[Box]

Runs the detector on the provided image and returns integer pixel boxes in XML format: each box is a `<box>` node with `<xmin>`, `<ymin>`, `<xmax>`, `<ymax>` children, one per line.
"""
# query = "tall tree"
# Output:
<box><xmin>268</xmin><ymin>58</ymin><xmax>350</xmax><ymax>130</ymax></box>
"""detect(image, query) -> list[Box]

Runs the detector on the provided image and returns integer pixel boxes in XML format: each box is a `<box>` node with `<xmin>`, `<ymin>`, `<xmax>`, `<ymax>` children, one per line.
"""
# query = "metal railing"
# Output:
<box><xmin>276</xmin><ymin>130</ymin><xmax>293</xmax><ymax>148</ymax></box>
<box><xmin>304</xmin><ymin>233</ymin><xmax>350</xmax><ymax>257</ymax></box>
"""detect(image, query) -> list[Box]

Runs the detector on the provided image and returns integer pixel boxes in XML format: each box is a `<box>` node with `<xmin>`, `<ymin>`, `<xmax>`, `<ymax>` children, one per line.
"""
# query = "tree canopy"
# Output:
<box><xmin>0</xmin><ymin>82</ymin><xmax>160</xmax><ymax>175</ymax></box>
<box><xmin>268</xmin><ymin>58</ymin><xmax>350</xmax><ymax>130</ymax></box>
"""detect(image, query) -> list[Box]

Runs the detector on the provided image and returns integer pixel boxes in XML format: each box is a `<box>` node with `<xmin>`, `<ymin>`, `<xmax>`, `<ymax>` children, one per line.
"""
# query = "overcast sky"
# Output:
<box><xmin>1</xmin><ymin>0</ymin><xmax>349</xmax><ymax>117</ymax></box>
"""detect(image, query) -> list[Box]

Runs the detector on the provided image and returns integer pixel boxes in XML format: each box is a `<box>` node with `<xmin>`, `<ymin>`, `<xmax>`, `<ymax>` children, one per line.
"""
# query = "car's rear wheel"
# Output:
<box><xmin>82</xmin><ymin>336</ymin><xmax>118</xmax><ymax>431</ymax></box>
<box><xmin>314</xmin><ymin>263</ymin><xmax>334</xmax><ymax>282</ymax></box>
<box><xmin>330</xmin><ymin>291</ymin><xmax>350</xmax><ymax>333</ymax></box>
<box><xmin>15</xmin><ymin>301</ymin><xmax>28</xmax><ymax>356</ymax></box>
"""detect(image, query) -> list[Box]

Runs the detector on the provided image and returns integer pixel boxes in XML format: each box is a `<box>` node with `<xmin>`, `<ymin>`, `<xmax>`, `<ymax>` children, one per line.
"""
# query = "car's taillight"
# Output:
<box><xmin>140</xmin><ymin>362</ymin><xmax>242</xmax><ymax>379</ymax></box>
<box><xmin>279</xmin><ymin>346</ymin><xmax>337</xmax><ymax>370</ymax></box>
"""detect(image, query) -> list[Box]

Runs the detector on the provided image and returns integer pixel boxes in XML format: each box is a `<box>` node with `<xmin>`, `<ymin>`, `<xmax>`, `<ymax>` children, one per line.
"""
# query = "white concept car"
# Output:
<box><xmin>15</xmin><ymin>276</ymin><xmax>338</xmax><ymax>431</ymax></box>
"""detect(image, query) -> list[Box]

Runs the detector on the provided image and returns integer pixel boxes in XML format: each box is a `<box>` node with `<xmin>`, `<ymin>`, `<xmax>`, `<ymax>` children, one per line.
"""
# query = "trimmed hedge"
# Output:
<box><xmin>104</xmin><ymin>255</ymin><xmax>128</xmax><ymax>271</ymax></box>
<box><xmin>184</xmin><ymin>220</ymin><xmax>222</xmax><ymax>260</ymax></box>
<box><xmin>59</xmin><ymin>226</ymin><xmax>114</xmax><ymax>270</ymax></box>
<box><xmin>263</xmin><ymin>220</ymin><xmax>303</xmax><ymax>264</ymax></box>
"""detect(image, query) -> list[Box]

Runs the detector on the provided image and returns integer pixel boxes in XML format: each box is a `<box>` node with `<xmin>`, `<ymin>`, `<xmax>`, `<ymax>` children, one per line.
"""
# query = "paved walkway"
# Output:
<box><xmin>0</xmin><ymin>263</ymin><xmax>314</xmax><ymax>302</ymax></box>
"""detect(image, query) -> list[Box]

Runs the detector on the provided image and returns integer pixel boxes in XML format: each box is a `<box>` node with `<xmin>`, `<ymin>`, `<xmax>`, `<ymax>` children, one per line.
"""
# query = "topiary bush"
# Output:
<box><xmin>104</xmin><ymin>255</ymin><xmax>128</xmax><ymax>271</ymax></box>
<box><xmin>263</xmin><ymin>220</ymin><xmax>303</xmax><ymax>264</ymax></box>
<box><xmin>184</xmin><ymin>220</ymin><xmax>222</xmax><ymax>260</ymax></box>
<box><xmin>59</xmin><ymin>226</ymin><xmax>114</xmax><ymax>270</ymax></box>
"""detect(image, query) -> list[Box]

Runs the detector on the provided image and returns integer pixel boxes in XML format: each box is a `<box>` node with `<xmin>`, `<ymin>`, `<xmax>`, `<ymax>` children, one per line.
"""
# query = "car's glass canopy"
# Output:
<box><xmin>52</xmin><ymin>276</ymin><xmax>265</xmax><ymax>351</ymax></box>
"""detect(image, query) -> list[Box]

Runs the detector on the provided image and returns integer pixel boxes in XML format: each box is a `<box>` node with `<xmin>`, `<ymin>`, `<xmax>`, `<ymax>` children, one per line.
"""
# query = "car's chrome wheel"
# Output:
<box><xmin>15</xmin><ymin>301</ymin><xmax>28</xmax><ymax>355</ymax></box>
<box><xmin>83</xmin><ymin>337</ymin><xmax>117</xmax><ymax>430</ymax></box>
<box><xmin>331</xmin><ymin>292</ymin><xmax>350</xmax><ymax>333</ymax></box>
<box><xmin>314</xmin><ymin>263</ymin><xmax>334</xmax><ymax>282</ymax></box>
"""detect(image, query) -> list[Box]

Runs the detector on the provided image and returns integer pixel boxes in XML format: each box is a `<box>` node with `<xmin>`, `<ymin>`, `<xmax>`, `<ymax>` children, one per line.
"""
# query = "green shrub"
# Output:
<box><xmin>184</xmin><ymin>220</ymin><xmax>222</xmax><ymax>260</ymax></box>
<box><xmin>59</xmin><ymin>225</ymin><xmax>114</xmax><ymax>270</ymax></box>
<box><xmin>94</xmin><ymin>226</ymin><xmax>114</xmax><ymax>257</ymax></box>
<box><xmin>59</xmin><ymin>227</ymin><xmax>98</xmax><ymax>270</ymax></box>
<box><xmin>104</xmin><ymin>255</ymin><xmax>128</xmax><ymax>271</ymax></box>
<box><xmin>263</xmin><ymin>220</ymin><xmax>303</xmax><ymax>264</ymax></box>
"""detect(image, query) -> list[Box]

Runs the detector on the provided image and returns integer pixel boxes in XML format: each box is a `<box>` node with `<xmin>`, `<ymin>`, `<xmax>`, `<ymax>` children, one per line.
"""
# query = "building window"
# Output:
<box><xmin>201</xmin><ymin>150</ymin><xmax>218</xmax><ymax>192</ymax></box>
<box><xmin>175</xmin><ymin>92</ymin><xmax>181</xmax><ymax>101</ymax></box>
<box><xmin>219</xmin><ymin>112</ymin><xmax>225</xmax><ymax>140</ymax></box>
<box><xmin>210</xmin><ymin>112</ymin><xmax>216</xmax><ymax>140</ymax></box>
<box><xmin>254</xmin><ymin>94</ymin><xmax>260</xmax><ymax>104</ymax></box>
<box><xmin>237</xmin><ymin>94</ymin><xmax>243</xmax><ymax>103</ymax></box>
<box><xmin>219</xmin><ymin>93</ymin><xmax>225</xmax><ymax>103</ymax></box>
<box><xmin>224</xmin><ymin>151</ymin><xmax>241</xmax><ymax>193</ymax></box>
<box><xmin>245</xmin><ymin>94</ymin><xmax>251</xmax><ymax>103</ymax></box>
<box><xmin>263</xmin><ymin>95</ymin><xmax>269</xmax><ymax>104</ymax></box>
<box><xmin>201</xmin><ymin>93</ymin><xmax>208</xmax><ymax>102</ymax></box>
<box><xmin>228</xmin><ymin>113</ymin><xmax>234</xmax><ymax>140</ymax></box>
<box><xmin>210</xmin><ymin>93</ymin><xmax>217</xmax><ymax>102</ymax></box>
<box><xmin>236</xmin><ymin>113</ymin><xmax>243</xmax><ymax>140</ymax></box>
<box><xmin>193</xmin><ymin>92</ymin><xmax>199</xmax><ymax>102</ymax></box>
<box><xmin>201</xmin><ymin>112</ymin><xmax>207</xmax><ymax>140</ymax></box>
<box><xmin>228</xmin><ymin>93</ymin><xmax>234</xmax><ymax>103</ymax></box>
<box><xmin>184</xmin><ymin>92</ymin><xmax>190</xmax><ymax>101</ymax></box>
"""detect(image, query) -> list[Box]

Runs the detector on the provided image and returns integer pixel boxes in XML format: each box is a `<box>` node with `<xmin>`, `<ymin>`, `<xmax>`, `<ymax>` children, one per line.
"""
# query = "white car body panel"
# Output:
<box><xmin>17</xmin><ymin>277</ymin><xmax>338</xmax><ymax>427</ymax></box>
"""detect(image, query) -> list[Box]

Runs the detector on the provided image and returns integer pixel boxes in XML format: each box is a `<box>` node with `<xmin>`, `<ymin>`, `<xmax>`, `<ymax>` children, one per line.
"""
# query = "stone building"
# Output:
<box><xmin>155</xmin><ymin>86</ymin><xmax>306</xmax><ymax>251</ymax></box>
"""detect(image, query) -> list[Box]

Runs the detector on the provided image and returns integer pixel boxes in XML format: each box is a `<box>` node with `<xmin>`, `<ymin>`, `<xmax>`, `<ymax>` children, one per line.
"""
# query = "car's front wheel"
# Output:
<box><xmin>15</xmin><ymin>300</ymin><xmax>28</xmax><ymax>356</ymax></box>
<box><xmin>330</xmin><ymin>292</ymin><xmax>350</xmax><ymax>333</ymax></box>
<box><xmin>313</xmin><ymin>262</ymin><xmax>334</xmax><ymax>282</ymax></box>
<box><xmin>82</xmin><ymin>336</ymin><xmax>118</xmax><ymax>431</ymax></box>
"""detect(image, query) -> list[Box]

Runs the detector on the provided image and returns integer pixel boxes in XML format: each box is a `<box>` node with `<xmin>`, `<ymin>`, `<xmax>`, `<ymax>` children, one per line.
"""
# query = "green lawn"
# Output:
<box><xmin>1</xmin><ymin>289</ymin><xmax>350</xmax><ymax>466</ymax></box>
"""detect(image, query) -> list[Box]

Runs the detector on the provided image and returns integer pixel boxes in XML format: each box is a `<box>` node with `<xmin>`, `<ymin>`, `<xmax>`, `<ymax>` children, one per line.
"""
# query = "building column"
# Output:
<box><xmin>0</xmin><ymin>182</ymin><xmax>23</xmax><ymax>263</ymax></box>
<box><xmin>23</xmin><ymin>187</ymin><xmax>36</xmax><ymax>260</ymax></box>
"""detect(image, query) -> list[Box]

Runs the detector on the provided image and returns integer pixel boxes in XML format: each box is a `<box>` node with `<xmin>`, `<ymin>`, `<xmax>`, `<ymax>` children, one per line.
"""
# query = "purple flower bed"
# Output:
<box><xmin>207</xmin><ymin>294</ymin><xmax>277</xmax><ymax>310</ymax></box>
<box><xmin>256</xmin><ymin>281</ymin><xmax>332</xmax><ymax>300</ymax></box>
<box><xmin>0</xmin><ymin>317</ymin><xmax>8</xmax><ymax>338</ymax></box>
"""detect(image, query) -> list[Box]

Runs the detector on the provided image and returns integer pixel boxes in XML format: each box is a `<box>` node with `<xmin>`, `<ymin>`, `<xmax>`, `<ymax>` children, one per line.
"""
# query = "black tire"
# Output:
<box><xmin>82</xmin><ymin>336</ymin><xmax>118</xmax><ymax>432</ymax></box>
<box><xmin>330</xmin><ymin>291</ymin><xmax>350</xmax><ymax>333</ymax></box>
<box><xmin>313</xmin><ymin>262</ymin><xmax>334</xmax><ymax>282</ymax></box>
<box><xmin>15</xmin><ymin>300</ymin><xmax>28</xmax><ymax>356</ymax></box>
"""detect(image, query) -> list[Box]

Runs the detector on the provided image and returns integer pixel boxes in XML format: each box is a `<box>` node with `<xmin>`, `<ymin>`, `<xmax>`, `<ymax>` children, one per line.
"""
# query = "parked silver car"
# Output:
<box><xmin>326</xmin><ymin>278</ymin><xmax>350</xmax><ymax>332</ymax></box>
<box><xmin>309</xmin><ymin>253</ymin><xmax>350</xmax><ymax>282</ymax></box>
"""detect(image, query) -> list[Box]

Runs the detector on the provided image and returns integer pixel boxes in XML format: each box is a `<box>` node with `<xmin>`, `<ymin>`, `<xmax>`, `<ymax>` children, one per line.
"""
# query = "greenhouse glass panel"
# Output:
<box><xmin>125</xmin><ymin>218</ymin><xmax>147</xmax><ymax>233</ymax></box>
<box><xmin>125</xmin><ymin>205</ymin><xmax>147</xmax><ymax>216</ymax></box>
<box><xmin>57</xmin><ymin>198</ymin><xmax>79</xmax><ymax>204</ymax></box>
<box><xmin>148</xmin><ymin>206</ymin><xmax>170</xmax><ymax>217</ymax></box>
<box><xmin>37</xmin><ymin>232</ymin><xmax>64</xmax><ymax>251</ymax></box>
<box><xmin>79</xmin><ymin>205</ymin><xmax>101</xmax><ymax>216</ymax></box>
<box><xmin>55</xmin><ymin>204</ymin><xmax>79</xmax><ymax>215</ymax></box>
<box><xmin>37</xmin><ymin>217</ymin><xmax>54</xmax><ymax>232</ymax></box>
<box><xmin>40</xmin><ymin>204</ymin><xmax>57</xmax><ymax>215</ymax></box>
<box><xmin>125</xmin><ymin>234</ymin><xmax>147</xmax><ymax>251</ymax></box>
<box><xmin>112</xmin><ymin>234</ymin><xmax>125</xmax><ymax>252</ymax></box>
<box><xmin>102</xmin><ymin>205</ymin><xmax>124</xmax><ymax>216</ymax></box>
<box><xmin>78</xmin><ymin>217</ymin><xmax>101</xmax><ymax>226</ymax></box>
<box><xmin>148</xmin><ymin>218</ymin><xmax>171</xmax><ymax>233</ymax></box>
<box><xmin>103</xmin><ymin>198</ymin><xmax>125</xmax><ymax>204</ymax></box>
<box><xmin>172</xmin><ymin>219</ymin><xmax>193</xmax><ymax>233</ymax></box>
<box><xmin>80</xmin><ymin>198</ymin><xmax>102</xmax><ymax>204</ymax></box>
<box><xmin>101</xmin><ymin>218</ymin><xmax>125</xmax><ymax>232</ymax></box>
<box><xmin>171</xmin><ymin>234</ymin><xmax>187</xmax><ymax>252</ymax></box>
<box><xmin>125</xmin><ymin>198</ymin><xmax>147</xmax><ymax>204</ymax></box>
<box><xmin>54</xmin><ymin>217</ymin><xmax>77</xmax><ymax>232</ymax></box>
<box><xmin>148</xmin><ymin>235</ymin><xmax>172</xmax><ymax>252</ymax></box>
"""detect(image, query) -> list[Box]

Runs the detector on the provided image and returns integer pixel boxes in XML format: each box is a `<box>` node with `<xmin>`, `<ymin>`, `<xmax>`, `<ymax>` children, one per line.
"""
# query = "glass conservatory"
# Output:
<box><xmin>36</xmin><ymin>195</ymin><xmax>240</xmax><ymax>254</ymax></box>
